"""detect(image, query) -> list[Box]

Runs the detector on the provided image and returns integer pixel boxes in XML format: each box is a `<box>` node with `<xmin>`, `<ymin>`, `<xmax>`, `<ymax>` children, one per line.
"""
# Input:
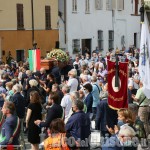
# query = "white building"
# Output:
<box><xmin>59</xmin><ymin>0</ymin><xmax>141</xmax><ymax>56</ymax></box>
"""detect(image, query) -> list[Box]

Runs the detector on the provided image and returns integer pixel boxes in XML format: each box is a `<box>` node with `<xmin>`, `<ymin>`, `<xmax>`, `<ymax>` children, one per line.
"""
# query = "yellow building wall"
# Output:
<box><xmin>0</xmin><ymin>0</ymin><xmax>58</xmax><ymax>29</ymax></box>
<box><xmin>0</xmin><ymin>0</ymin><xmax>59</xmax><ymax>62</ymax></box>
<box><xmin>0</xmin><ymin>30</ymin><xmax>59</xmax><ymax>62</ymax></box>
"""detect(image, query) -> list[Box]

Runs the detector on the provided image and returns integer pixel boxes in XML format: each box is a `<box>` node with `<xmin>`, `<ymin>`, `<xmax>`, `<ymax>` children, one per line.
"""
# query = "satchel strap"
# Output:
<box><xmin>139</xmin><ymin>96</ymin><xmax>147</xmax><ymax>106</ymax></box>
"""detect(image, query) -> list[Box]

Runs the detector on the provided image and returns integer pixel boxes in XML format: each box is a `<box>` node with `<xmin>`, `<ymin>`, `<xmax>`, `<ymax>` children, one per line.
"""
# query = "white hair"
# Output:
<box><xmin>29</xmin><ymin>79</ymin><xmax>38</xmax><ymax>87</ymax></box>
<box><xmin>12</xmin><ymin>84</ymin><xmax>22</xmax><ymax>92</ymax></box>
<box><xmin>119</xmin><ymin>125</ymin><xmax>136</xmax><ymax>137</ymax></box>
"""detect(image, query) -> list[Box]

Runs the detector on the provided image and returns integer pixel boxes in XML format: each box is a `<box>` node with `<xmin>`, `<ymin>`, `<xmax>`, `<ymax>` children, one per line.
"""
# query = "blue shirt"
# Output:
<box><xmin>92</xmin><ymin>83</ymin><xmax>100</xmax><ymax>107</ymax></box>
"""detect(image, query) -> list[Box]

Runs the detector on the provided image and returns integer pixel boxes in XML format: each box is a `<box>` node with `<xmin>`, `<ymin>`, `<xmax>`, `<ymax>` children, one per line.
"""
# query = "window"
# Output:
<box><xmin>45</xmin><ymin>6</ymin><xmax>51</xmax><ymax>30</ymax></box>
<box><xmin>95</xmin><ymin>0</ymin><xmax>103</xmax><ymax>10</ymax></box>
<box><xmin>72</xmin><ymin>0</ymin><xmax>77</xmax><ymax>12</ymax></box>
<box><xmin>106</xmin><ymin>0</ymin><xmax>112</xmax><ymax>10</ymax></box>
<box><xmin>117</xmin><ymin>0</ymin><xmax>124</xmax><ymax>10</ymax></box>
<box><xmin>17</xmin><ymin>4</ymin><xmax>24</xmax><ymax>30</ymax></box>
<box><xmin>98</xmin><ymin>30</ymin><xmax>103</xmax><ymax>50</ymax></box>
<box><xmin>85</xmin><ymin>0</ymin><xmax>90</xmax><ymax>13</ymax></box>
<box><xmin>112</xmin><ymin>0</ymin><xmax>116</xmax><ymax>10</ymax></box>
<box><xmin>72</xmin><ymin>39</ymin><xmax>80</xmax><ymax>53</ymax></box>
<box><xmin>108</xmin><ymin>30</ymin><xmax>114</xmax><ymax>50</ymax></box>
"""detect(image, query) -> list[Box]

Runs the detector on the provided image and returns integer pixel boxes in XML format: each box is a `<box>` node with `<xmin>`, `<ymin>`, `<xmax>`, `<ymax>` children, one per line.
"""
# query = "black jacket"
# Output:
<box><xmin>11</xmin><ymin>92</ymin><xmax>25</xmax><ymax>119</ymax></box>
<box><xmin>40</xmin><ymin>103</ymin><xmax>63</xmax><ymax>128</ymax></box>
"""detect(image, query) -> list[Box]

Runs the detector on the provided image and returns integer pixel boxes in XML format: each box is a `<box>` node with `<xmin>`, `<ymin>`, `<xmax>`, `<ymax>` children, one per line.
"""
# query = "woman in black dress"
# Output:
<box><xmin>26</xmin><ymin>91</ymin><xmax>42</xmax><ymax>150</ymax></box>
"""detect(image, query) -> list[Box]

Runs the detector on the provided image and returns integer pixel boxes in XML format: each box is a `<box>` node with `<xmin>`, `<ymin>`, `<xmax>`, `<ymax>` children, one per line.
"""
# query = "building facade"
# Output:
<box><xmin>59</xmin><ymin>0</ymin><xmax>141</xmax><ymax>56</ymax></box>
<box><xmin>0</xmin><ymin>0</ymin><xmax>59</xmax><ymax>62</ymax></box>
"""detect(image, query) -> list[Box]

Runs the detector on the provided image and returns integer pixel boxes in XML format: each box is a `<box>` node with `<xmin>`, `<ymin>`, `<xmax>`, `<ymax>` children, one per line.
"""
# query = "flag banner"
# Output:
<box><xmin>28</xmin><ymin>49</ymin><xmax>41</xmax><ymax>72</ymax></box>
<box><xmin>36</xmin><ymin>49</ymin><xmax>41</xmax><ymax>71</ymax></box>
<box><xmin>28</xmin><ymin>50</ymin><xmax>34</xmax><ymax>71</ymax></box>
<box><xmin>107</xmin><ymin>59</ymin><xmax>128</xmax><ymax>110</ymax></box>
<box><xmin>33</xmin><ymin>50</ymin><xmax>36</xmax><ymax>72</ymax></box>
<box><xmin>139</xmin><ymin>12</ymin><xmax>150</xmax><ymax>99</ymax></box>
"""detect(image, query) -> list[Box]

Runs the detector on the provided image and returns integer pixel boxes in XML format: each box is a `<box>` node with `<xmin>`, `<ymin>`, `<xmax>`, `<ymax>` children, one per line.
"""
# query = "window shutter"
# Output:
<box><xmin>106</xmin><ymin>0</ymin><xmax>112</xmax><ymax>10</ymax></box>
<box><xmin>117</xmin><ymin>0</ymin><xmax>124</xmax><ymax>10</ymax></box>
<box><xmin>72</xmin><ymin>0</ymin><xmax>77</xmax><ymax>12</ymax></box>
<box><xmin>95</xmin><ymin>0</ymin><xmax>103</xmax><ymax>10</ymax></box>
<box><xmin>17</xmin><ymin>4</ymin><xmax>24</xmax><ymax>29</ymax></box>
<box><xmin>45</xmin><ymin>6</ymin><xmax>51</xmax><ymax>30</ymax></box>
<box><xmin>112</xmin><ymin>0</ymin><xmax>116</xmax><ymax>10</ymax></box>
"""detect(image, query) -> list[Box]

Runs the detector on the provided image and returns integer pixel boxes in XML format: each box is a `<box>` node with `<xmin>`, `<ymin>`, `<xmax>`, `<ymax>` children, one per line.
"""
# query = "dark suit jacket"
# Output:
<box><xmin>96</xmin><ymin>98</ymin><xmax>118</xmax><ymax>132</ymax></box>
<box><xmin>10</xmin><ymin>92</ymin><xmax>25</xmax><ymax>119</ymax></box>
<box><xmin>84</xmin><ymin>93</ymin><xmax>93</xmax><ymax>113</ymax></box>
<box><xmin>65</xmin><ymin>111</ymin><xmax>91</xmax><ymax>141</ymax></box>
<box><xmin>40</xmin><ymin>103</ymin><xmax>63</xmax><ymax>128</ymax></box>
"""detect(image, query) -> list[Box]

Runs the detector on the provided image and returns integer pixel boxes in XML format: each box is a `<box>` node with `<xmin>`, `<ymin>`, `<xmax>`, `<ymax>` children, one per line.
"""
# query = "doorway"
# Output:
<box><xmin>134</xmin><ymin>33</ymin><xmax>137</xmax><ymax>48</ymax></box>
<box><xmin>16</xmin><ymin>50</ymin><xmax>24</xmax><ymax>62</ymax></box>
<box><xmin>82</xmin><ymin>39</ymin><xmax>92</xmax><ymax>56</ymax></box>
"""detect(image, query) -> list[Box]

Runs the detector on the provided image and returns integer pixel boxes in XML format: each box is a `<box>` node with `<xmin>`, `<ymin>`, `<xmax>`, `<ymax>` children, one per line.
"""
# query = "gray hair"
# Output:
<box><xmin>128</xmin><ymin>104</ymin><xmax>139</xmax><ymax>115</ymax></box>
<box><xmin>26</xmin><ymin>70</ymin><xmax>32</xmax><ymax>76</ymax></box>
<box><xmin>62</xmin><ymin>84</ymin><xmax>70</xmax><ymax>93</ymax></box>
<box><xmin>72</xmin><ymin>100</ymin><xmax>84</xmax><ymax>111</ymax></box>
<box><xmin>91</xmin><ymin>75</ymin><xmax>97</xmax><ymax>82</ymax></box>
<box><xmin>70</xmin><ymin>91</ymin><xmax>79</xmax><ymax>101</ymax></box>
<box><xmin>12</xmin><ymin>84</ymin><xmax>22</xmax><ymax>92</ymax></box>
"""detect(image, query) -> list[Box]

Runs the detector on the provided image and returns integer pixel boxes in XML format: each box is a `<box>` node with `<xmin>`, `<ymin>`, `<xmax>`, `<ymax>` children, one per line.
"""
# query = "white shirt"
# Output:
<box><xmin>133</xmin><ymin>73</ymin><xmax>140</xmax><ymax>89</ymax></box>
<box><xmin>128</xmin><ymin>78</ymin><xmax>134</xmax><ymax>88</ymax></box>
<box><xmin>73</xmin><ymin>61</ymin><xmax>81</xmax><ymax>69</ymax></box>
<box><xmin>61</xmin><ymin>94</ymin><xmax>72</xmax><ymax>122</ymax></box>
<box><xmin>67</xmin><ymin>78</ymin><xmax>78</xmax><ymax>92</ymax></box>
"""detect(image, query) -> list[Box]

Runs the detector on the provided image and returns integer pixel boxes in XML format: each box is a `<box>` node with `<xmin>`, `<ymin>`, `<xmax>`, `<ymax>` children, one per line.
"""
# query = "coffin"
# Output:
<box><xmin>40</xmin><ymin>59</ymin><xmax>55</xmax><ymax>70</ymax></box>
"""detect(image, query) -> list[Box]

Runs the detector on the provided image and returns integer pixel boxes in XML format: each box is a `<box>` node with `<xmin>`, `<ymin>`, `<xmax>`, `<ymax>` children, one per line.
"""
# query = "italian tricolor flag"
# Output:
<box><xmin>28</xmin><ymin>49</ymin><xmax>41</xmax><ymax>72</ymax></box>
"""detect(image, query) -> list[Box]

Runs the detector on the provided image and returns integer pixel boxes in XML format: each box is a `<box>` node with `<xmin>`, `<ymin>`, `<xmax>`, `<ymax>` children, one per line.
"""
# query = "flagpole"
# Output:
<box><xmin>31</xmin><ymin>0</ymin><xmax>37</xmax><ymax>49</ymax></box>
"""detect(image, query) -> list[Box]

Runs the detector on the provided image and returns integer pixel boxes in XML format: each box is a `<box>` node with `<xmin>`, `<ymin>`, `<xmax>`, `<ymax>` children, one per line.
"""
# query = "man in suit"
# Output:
<box><xmin>10</xmin><ymin>84</ymin><xmax>25</xmax><ymax>143</ymax></box>
<box><xmin>34</xmin><ymin>92</ymin><xmax>63</xmax><ymax>128</ymax></box>
<box><xmin>96</xmin><ymin>84</ymin><xmax>118</xmax><ymax>137</ymax></box>
<box><xmin>0</xmin><ymin>101</ymin><xmax>20</xmax><ymax>145</ymax></box>
<box><xmin>11</xmin><ymin>84</ymin><xmax>25</xmax><ymax>119</ymax></box>
<box><xmin>65</xmin><ymin>100</ymin><xmax>91</xmax><ymax>149</ymax></box>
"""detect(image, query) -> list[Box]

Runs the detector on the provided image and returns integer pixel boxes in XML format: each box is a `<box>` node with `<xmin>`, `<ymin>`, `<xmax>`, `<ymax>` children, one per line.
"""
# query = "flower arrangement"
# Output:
<box><xmin>47</xmin><ymin>49</ymin><xmax>69</xmax><ymax>62</ymax></box>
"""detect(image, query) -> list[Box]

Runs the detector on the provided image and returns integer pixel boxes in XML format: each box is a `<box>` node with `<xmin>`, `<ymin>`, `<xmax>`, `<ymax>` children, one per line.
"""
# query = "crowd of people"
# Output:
<box><xmin>0</xmin><ymin>47</ymin><xmax>149</xmax><ymax>150</ymax></box>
